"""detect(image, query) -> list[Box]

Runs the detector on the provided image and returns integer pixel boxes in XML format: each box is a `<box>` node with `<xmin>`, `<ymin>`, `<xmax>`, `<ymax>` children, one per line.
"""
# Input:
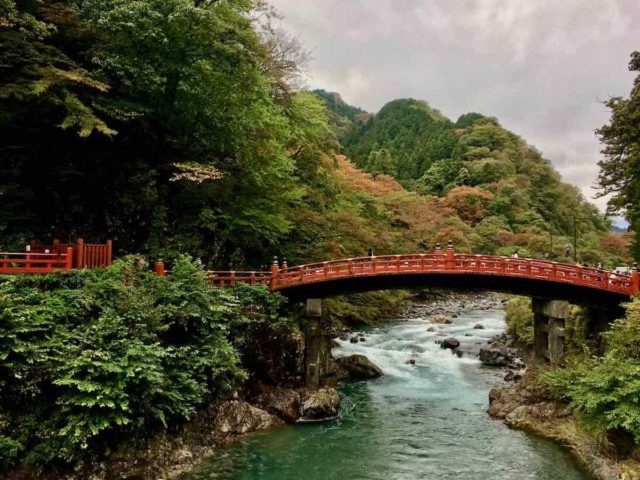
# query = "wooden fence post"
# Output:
<box><xmin>106</xmin><ymin>240</ymin><xmax>113</xmax><ymax>266</ymax></box>
<box><xmin>65</xmin><ymin>247</ymin><xmax>74</xmax><ymax>270</ymax></box>
<box><xmin>270</xmin><ymin>256</ymin><xmax>279</xmax><ymax>290</ymax></box>
<box><xmin>75</xmin><ymin>238</ymin><xmax>84</xmax><ymax>269</ymax></box>
<box><xmin>155</xmin><ymin>259</ymin><xmax>166</xmax><ymax>277</ymax></box>
<box><xmin>445</xmin><ymin>240</ymin><xmax>454</xmax><ymax>270</ymax></box>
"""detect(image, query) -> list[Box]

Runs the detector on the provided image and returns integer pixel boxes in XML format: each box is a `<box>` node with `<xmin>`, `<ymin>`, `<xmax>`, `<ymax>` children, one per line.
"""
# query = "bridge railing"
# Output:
<box><xmin>274</xmin><ymin>253</ymin><xmax>637</xmax><ymax>296</ymax></box>
<box><xmin>153</xmin><ymin>261</ymin><xmax>271</xmax><ymax>288</ymax></box>
<box><xmin>208</xmin><ymin>271</ymin><xmax>271</xmax><ymax>288</ymax></box>
<box><xmin>29</xmin><ymin>239</ymin><xmax>113</xmax><ymax>269</ymax></box>
<box><xmin>0</xmin><ymin>248</ymin><xmax>74</xmax><ymax>274</ymax></box>
<box><xmin>153</xmin><ymin>251</ymin><xmax>638</xmax><ymax>297</ymax></box>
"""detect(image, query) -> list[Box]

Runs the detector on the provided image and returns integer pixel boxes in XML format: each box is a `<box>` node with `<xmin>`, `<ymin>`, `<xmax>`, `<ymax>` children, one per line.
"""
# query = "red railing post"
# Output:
<box><xmin>269</xmin><ymin>256</ymin><xmax>279</xmax><ymax>290</ymax></box>
<box><xmin>75</xmin><ymin>238</ymin><xmax>84</xmax><ymax>269</ymax></box>
<box><xmin>65</xmin><ymin>247</ymin><xmax>74</xmax><ymax>270</ymax></box>
<box><xmin>230</xmin><ymin>271</ymin><xmax>236</xmax><ymax>287</ymax></box>
<box><xmin>250</xmin><ymin>272</ymin><xmax>256</xmax><ymax>286</ymax></box>
<box><xmin>445</xmin><ymin>240</ymin><xmax>454</xmax><ymax>270</ymax></box>
<box><xmin>632</xmin><ymin>263</ymin><xmax>640</xmax><ymax>296</ymax></box>
<box><xmin>106</xmin><ymin>240</ymin><xmax>113</xmax><ymax>266</ymax></box>
<box><xmin>155</xmin><ymin>258</ymin><xmax>166</xmax><ymax>277</ymax></box>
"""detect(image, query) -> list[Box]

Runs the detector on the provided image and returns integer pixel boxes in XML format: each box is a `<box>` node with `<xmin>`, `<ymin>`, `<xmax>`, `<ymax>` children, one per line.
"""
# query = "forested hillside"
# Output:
<box><xmin>320</xmin><ymin>96</ymin><xmax>630</xmax><ymax>265</ymax></box>
<box><xmin>0</xmin><ymin>1</ymin><xmax>629</xmax><ymax>269</ymax></box>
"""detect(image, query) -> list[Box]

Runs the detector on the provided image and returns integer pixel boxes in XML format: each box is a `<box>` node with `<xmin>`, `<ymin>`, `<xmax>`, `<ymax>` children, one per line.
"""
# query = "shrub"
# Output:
<box><xmin>504</xmin><ymin>296</ymin><xmax>534</xmax><ymax>346</ymax></box>
<box><xmin>540</xmin><ymin>298</ymin><xmax>640</xmax><ymax>442</ymax></box>
<box><xmin>541</xmin><ymin>356</ymin><xmax>640</xmax><ymax>441</ymax></box>
<box><xmin>0</xmin><ymin>255</ymin><xmax>286</xmax><ymax>470</ymax></box>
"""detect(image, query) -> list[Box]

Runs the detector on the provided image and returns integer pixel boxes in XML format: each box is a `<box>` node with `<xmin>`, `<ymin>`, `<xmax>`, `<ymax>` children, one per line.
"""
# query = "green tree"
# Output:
<box><xmin>596</xmin><ymin>51</ymin><xmax>640</xmax><ymax>259</ymax></box>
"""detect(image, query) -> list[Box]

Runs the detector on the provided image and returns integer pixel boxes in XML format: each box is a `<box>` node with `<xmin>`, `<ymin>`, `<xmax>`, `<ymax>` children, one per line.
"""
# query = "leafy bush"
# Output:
<box><xmin>541</xmin><ymin>356</ymin><xmax>640</xmax><ymax>441</ymax></box>
<box><xmin>504</xmin><ymin>296</ymin><xmax>534</xmax><ymax>346</ymax></box>
<box><xmin>540</xmin><ymin>298</ymin><xmax>640</xmax><ymax>442</ymax></box>
<box><xmin>0</xmin><ymin>256</ymin><xmax>286</xmax><ymax>470</ymax></box>
<box><xmin>0</xmin><ymin>436</ymin><xmax>22</xmax><ymax>470</ymax></box>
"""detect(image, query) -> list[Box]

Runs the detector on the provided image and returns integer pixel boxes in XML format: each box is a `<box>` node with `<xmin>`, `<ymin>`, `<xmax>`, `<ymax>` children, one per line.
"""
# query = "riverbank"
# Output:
<box><xmin>1</xmin><ymin>290</ymin><xmax>601</xmax><ymax>480</ymax></box>
<box><xmin>489</xmin><ymin>371</ymin><xmax>640</xmax><ymax>480</ymax></box>
<box><xmin>181</xmin><ymin>296</ymin><xmax>587</xmax><ymax>480</ymax></box>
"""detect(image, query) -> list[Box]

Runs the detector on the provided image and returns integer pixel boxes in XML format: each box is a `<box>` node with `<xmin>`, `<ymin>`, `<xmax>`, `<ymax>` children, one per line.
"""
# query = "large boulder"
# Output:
<box><xmin>299</xmin><ymin>388</ymin><xmax>341</xmax><ymax>422</ymax></box>
<box><xmin>336</xmin><ymin>354</ymin><xmax>383</xmax><ymax>381</ymax></box>
<box><xmin>213</xmin><ymin>400</ymin><xmax>282</xmax><ymax>435</ymax></box>
<box><xmin>479</xmin><ymin>346</ymin><xmax>509</xmax><ymax>366</ymax></box>
<box><xmin>442</xmin><ymin>337</ymin><xmax>460</xmax><ymax>350</ymax></box>
<box><xmin>251</xmin><ymin>385</ymin><xmax>302</xmax><ymax>423</ymax></box>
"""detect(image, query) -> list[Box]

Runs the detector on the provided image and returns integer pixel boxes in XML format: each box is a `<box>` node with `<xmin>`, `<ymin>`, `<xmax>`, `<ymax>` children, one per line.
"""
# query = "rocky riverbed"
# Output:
<box><xmin>182</xmin><ymin>294</ymin><xmax>588</xmax><ymax>480</ymax></box>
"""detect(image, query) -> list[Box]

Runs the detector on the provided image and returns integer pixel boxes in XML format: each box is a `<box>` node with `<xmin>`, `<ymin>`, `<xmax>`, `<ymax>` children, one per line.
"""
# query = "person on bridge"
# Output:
<box><xmin>512</xmin><ymin>250</ymin><xmax>519</xmax><ymax>258</ymax></box>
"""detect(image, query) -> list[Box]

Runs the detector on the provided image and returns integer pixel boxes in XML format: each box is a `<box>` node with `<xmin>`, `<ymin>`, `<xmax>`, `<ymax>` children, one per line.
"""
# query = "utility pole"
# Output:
<box><xmin>573</xmin><ymin>216</ymin><xmax>577</xmax><ymax>263</ymax></box>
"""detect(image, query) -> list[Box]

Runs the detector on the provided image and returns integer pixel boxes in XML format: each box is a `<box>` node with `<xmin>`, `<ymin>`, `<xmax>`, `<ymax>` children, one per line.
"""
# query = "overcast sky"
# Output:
<box><xmin>269</xmin><ymin>0</ymin><xmax>640</xmax><ymax>218</ymax></box>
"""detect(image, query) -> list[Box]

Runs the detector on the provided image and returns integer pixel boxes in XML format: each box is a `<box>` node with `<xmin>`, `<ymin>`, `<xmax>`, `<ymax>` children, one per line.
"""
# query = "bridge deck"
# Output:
<box><xmin>206</xmin><ymin>252</ymin><xmax>639</xmax><ymax>300</ymax></box>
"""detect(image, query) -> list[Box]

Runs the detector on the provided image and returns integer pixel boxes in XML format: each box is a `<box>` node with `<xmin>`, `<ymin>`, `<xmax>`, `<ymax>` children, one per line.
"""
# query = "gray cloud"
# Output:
<box><xmin>269</xmin><ymin>0</ymin><xmax>640</xmax><ymax>212</ymax></box>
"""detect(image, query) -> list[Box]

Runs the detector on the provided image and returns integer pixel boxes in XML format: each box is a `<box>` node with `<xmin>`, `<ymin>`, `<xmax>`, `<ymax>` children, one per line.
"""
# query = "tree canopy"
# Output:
<box><xmin>596</xmin><ymin>51</ymin><xmax>640</xmax><ymax>259</ymax></box>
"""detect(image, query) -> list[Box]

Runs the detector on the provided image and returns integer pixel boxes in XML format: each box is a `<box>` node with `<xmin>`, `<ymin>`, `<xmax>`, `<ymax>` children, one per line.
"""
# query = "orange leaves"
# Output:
<box><xmin>600</xmin><ymin>233</ymin><xmax>631</xmax><ymax>257</ymax></box>
<box><xmin>442</xmin><ymin>186</ymin><xmax>494</xmax><ymax>225</ymax></box>
<box><xmin>333</xmin><ymin>155</ymin><xmax>403</xmax><ymax>199</ymax></box>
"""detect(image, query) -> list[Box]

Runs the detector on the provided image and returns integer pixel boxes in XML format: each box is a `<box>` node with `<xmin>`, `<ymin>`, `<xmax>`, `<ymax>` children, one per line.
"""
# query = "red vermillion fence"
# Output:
<box><xmin>1</xmin><ymin>239</ymin><xmax>112</xmax><ymax>273</ymax></box>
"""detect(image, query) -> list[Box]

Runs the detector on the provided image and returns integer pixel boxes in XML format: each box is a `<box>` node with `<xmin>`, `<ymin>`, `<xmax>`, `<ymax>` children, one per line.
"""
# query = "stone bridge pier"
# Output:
<box><xmin>532</xmin><ymin>298</ymin><xmax>569</xmax><ymax>366</ymax></box>
<box><xmin>304</xmin><ymin>298</ymin><xmax>324</xmax><ymax>389</ymax></box>
<box><xmin>302</xmin><ymin>298</ymin><xmax>341</xmax><ymax>389</ymax></box>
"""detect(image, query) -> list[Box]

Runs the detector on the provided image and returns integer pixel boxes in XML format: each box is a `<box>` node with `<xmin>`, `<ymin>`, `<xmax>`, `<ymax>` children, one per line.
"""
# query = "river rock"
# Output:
<box><xmin>299</xmin><ymin>388</ymin><xmax>340</xmax><ymax>421</ymax></box>
<box><xmin>473</xmin><ymin>324</ymin><xmax>485</xmax><ymax>330</ymax></box>
<box><xmin>442</xmin><ymin>337</ymin><xmax>460</xmax><ymax>350</ymax></box>
<box><xmin>508</xmin><ymin>357</ymin><xmax>526</xmax><ymax>370</ymax></box>
<box><xmin>479</xmin><ymin>346</ymin><xmax>508</xmax><ymax>366</ymax></box>
<box><xmin>336</xmin><ymin>354</ymin><xmax>383</xmax><ymax>381</ymax></box>
<box><xmin>339</xmin><ymin>333</ymin><xmax>349</xmax><ymax>341</ymax></box>
<box><xmin>349</xmin><ymin>337</ymin><xmax>358</xmax><ymax>344</ymax></box>
<box><xmin>213</xmin><ymin>400</ymin><xmax>282</xmax><ymax>435</ymax></box>
<box><xmin>432</xmin><ymin>315</ymin><xmax>453</xmax><ymax>324</ymax></box>
<box><xmin>359</xmin><ymin>336</ymin><xmax>366</xmax><ymax>342</ymax></box>
<box><xmin>504</xmin><ymin>369</ymin><xmax>525</xmax><ymax>382</ymax></box>
<box><xmin>252</xmin><ymin>385</ymin><xmax>302</xmax><ymax>423</ymax></box>
<box><xmin>426</xmin><ymin>326</ymin><xmax>435</xmax><ymax>332</ymax></box>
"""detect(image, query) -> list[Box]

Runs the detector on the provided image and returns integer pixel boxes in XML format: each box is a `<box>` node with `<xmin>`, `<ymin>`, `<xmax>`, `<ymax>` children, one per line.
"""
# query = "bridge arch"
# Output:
<box><xmin>198</xmin><ymin>249</ymin><xmax>639</xmax><ymax>385</ymax></box>
<box><xmin>206</xmin><ymin>250</ymin><xmax>637</xmax><ymax>308</ymax></box>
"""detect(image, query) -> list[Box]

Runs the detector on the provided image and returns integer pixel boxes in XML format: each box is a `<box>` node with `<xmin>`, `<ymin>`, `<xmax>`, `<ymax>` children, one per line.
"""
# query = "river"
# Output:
<box><xmin>183</xmin><ymin>304</ymin><xmax>588</xmax><ymax>479</ymax></box>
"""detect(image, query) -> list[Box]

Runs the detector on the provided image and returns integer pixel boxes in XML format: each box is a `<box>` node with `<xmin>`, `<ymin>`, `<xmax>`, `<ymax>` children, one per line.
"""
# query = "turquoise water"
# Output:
<box><xmin>183</xmin><ymin>308</ymin><xmax>588</xmax><ymax>480</ymax></box>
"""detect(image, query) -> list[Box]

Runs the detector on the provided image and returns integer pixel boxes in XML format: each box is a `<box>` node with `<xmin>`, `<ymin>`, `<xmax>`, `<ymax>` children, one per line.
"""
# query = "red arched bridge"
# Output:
<box><xmin>2</xmin><ymin>239</ymin><xmax>636</xmax><ymax>307</ymax></box>
<box><xmin>157</xmin><ymin>246</ymin><xmax>639</xmax><ymax>307</ymax></box>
